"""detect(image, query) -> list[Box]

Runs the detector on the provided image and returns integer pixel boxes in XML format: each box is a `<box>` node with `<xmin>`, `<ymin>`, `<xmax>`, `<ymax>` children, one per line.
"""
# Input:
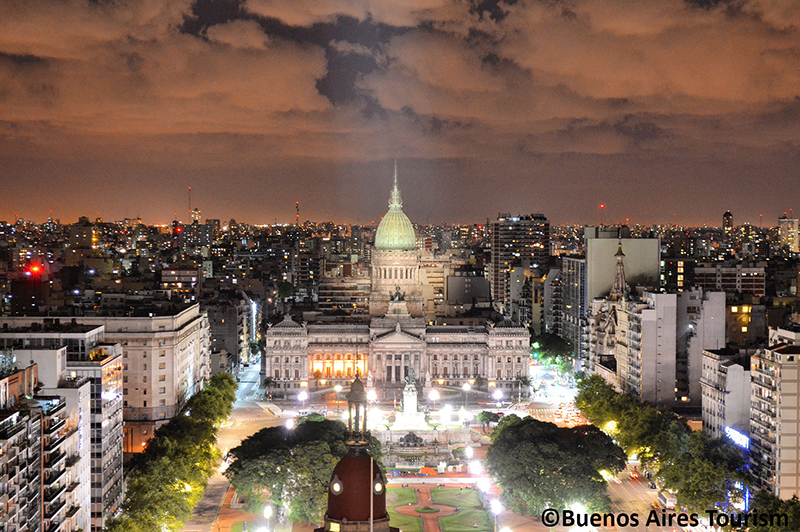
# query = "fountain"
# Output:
<box><xmin>377</xmin><ymin>368</ymin><xmax>472</xmax><ymax>468</ymax></box>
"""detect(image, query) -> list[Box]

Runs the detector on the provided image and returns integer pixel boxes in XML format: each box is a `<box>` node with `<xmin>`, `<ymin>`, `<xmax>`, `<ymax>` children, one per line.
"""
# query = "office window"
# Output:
<box><xmin>159</xmin><ymin>363</ymin><xmax>166</xmax><ymax>369</ymax></box>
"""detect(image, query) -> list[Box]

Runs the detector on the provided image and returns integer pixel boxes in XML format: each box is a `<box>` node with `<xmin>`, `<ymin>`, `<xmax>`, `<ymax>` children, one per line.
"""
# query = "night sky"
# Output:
<box><xmin>1</xmin><ymin>0</ymin><xmax>799</xmax><ymax>226</ymax></box>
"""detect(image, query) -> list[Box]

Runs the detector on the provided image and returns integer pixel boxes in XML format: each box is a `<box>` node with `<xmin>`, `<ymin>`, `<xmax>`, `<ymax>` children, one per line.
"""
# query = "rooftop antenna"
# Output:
<box><xmin>296</xmin><ymin>201</ymin><xmax>300</xmax><ymax>226</ymax></box>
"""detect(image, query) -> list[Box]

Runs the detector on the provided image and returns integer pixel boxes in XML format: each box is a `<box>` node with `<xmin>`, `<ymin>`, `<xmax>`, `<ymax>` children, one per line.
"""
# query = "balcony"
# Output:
<box><xmin>44</xmin><ymin>418</ymin><xmax>66</xmax><ymax>435</ymax></box>
<box><xmin>44</xmin><ymin>451</ymin><xmax>66</xmax><ymax>470</ymax></box>
<box><xmin>43</xmin><ymin>484</ymin><xmax>67</xmax><ymax>504</ymax></box>
<box><xmin>44</xmin><ymin>499</ymin><xmax>66</xmax><ymax>520</ymax></box>
<box><xmin>45</xmin><ymin>518</ymin><xmax>65</xmax><ymax>532</ymax></box>
<box><xmin>45</xmin><ymin>434</ymin><xmax>66</xmax><ymax>452</ymax></box>
<box><xmin>43</xmin><ymin>401</ymin><xmax>67</xmax><ymax>417</ymax></box>
<box><xmin>43</xmin><ymin>468</ymin><xmax>66</xmax><ymax>487</ymax></box>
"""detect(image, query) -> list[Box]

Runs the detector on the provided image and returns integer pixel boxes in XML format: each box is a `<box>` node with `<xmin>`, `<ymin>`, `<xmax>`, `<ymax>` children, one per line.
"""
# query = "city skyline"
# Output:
<box><xmin>1</xmin><ymin>0</ymin><xmax>799</xmax><ymax>225</ymax></box>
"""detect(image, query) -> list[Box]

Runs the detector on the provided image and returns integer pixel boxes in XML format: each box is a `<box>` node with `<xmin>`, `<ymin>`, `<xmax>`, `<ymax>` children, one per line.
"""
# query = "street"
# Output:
<box><xmin>181</xmin><ymin>369</ymin><xmax>691</xmax><ymax>532</ymax></box>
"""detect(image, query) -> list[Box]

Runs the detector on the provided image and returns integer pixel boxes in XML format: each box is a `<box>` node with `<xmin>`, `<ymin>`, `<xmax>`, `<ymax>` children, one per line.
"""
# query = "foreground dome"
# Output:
<box><xmin>375</xmin><ymin>168</ymin><xmax>416</xmax><ymax>251</ymax></box>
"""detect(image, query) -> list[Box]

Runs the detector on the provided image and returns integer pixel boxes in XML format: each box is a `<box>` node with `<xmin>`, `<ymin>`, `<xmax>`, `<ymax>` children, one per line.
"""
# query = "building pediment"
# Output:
<box><xmin>372</xmin><ymin>324</ymin><xmax>425</xmax><ymax>345</ymax></box>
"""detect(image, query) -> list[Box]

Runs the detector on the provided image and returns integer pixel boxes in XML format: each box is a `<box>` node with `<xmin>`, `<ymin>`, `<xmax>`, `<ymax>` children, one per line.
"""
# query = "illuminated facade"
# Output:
<box><xmin>778</xmin><ymin>215</ymin><xmax>800</xmax><ymax>253</ymax></box>
<box><xmin>262</xmin><ymin>170</ymin><xmax>530</xmax><ymax>398</ymax></box>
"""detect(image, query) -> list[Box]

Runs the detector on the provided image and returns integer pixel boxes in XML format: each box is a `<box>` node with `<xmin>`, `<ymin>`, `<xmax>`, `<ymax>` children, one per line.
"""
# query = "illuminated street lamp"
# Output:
<box><xmin>367</xmin><ymin>389</ymin><xmax>377</xmax><ymax>402</ymax></box>
<box><xmin>493</xmin><ymin>389</ymin><xmax>503</xmax><ymax>409</ymax></box>
<box><xmin>334</xmin><ymin>384</ymin><xmax>343</xmax><ymax>414</ymax></box>
<box><xmin>429</xmin><ymin>389</ymin><xmax>439</xmax><ymax>410</ymax></box>
<box><xmin>490</xmin><ymin>499</ymin><xmax>502</xmax><ymax>532</ymax></box>
<box><xmin>462</xmin><ymin>382</ymin><xmax>471</xmax><ymax>409</ymax></box>
<box><xmin>298</xmin><ymin>390</ymin><xmax>308</xmax><ymax>412</ymax></box>
<box><xmin>264</xmin><ymin>504</ymin><xmax>273</xmax><ymax>531</ymax></box>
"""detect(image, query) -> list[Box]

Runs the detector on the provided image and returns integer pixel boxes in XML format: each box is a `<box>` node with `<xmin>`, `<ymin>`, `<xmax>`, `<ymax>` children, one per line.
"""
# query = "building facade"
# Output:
<box><xmin>489</xmin><ymin>213</ymin><xmax>550</xmax><ymax>311</ymax></box>
<box><xmin>262</xmin><ymin>172</ymin><xmax>531</xmax><ymax>399</ymax></box>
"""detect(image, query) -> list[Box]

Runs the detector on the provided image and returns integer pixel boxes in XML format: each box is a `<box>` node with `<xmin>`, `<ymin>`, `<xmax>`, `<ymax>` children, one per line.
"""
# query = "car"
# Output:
<box><xmin>648</xmin><ymin>482</ymin><xmax>657</xmax><ymax>489</ymax></box>
<box><xmin>630</xmin><ymin>471</ymin><xmax>639</xmax><ymax>479</ymax></box>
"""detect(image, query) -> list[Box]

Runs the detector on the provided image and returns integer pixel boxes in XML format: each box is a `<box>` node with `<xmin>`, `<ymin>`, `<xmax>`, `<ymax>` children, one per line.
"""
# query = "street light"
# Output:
<box><xmin>429</xmin><ymin>389</ymin><xmax>439</xmax><ymax>410</ymax></box>
<box><xmin>493</xmin><ymin>389</ymin><xmax>503</xmax><ymax>409</ymax></box>
<box><xmin>490</xmin><ymin>499</ymin><xmax>502</xmax><ymax>532</ymax></box>
<box><xmin>462</xmin><ymin>382</ymin><xmax>471</xmax><ymax>410</ymax></box>
<box><xmin>264</xmin><ymin>504</ymin><xmax>273</xmax><ymax>531</ymax></box>
<box><xmin>298</xmin><ymin>390</ymin><xmax>308</xmax><ymax>413</ymax></box>
<box><xmin>334</xmin><ymin>385</ymin><xmax>342</xmax><ymax>414</ymax></box>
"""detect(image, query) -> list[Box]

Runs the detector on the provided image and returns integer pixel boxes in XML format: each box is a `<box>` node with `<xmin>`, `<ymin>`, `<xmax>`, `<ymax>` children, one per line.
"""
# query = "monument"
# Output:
<box><xmin>389</xmin><ymin>368</ymin><xmax>430</xmax><ymax>431</ymax></box>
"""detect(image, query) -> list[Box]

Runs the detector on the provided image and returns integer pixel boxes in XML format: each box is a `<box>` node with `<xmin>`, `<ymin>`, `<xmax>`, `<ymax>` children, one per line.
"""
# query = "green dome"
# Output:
<box><xmin>375</xmin><ymin>169</ymin><xmax>416</xmax><ymax>251</ymax></box>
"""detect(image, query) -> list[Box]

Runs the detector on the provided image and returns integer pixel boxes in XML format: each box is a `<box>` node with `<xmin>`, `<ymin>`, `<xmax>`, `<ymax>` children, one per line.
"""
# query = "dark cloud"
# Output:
<box><xmin>0</xmin><ymin>0</ymin><xmax>798</xmax><ymax>225</ymax></box>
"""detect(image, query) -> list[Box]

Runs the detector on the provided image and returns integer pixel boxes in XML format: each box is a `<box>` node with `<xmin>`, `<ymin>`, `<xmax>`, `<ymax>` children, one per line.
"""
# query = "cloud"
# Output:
<box><xmin>205</xmin><ymin>19</ymin><xmax>272</xmax><ymax>50</ymax></box>
<box><xmin>1</xmin><ymin>0</ymin><xmax>799</xmax><ymax>224</ymax></box>
<box><xmin>244</xmin><ymin>0</ymin><xmax>460</xmax><ymax>28</ymax></box>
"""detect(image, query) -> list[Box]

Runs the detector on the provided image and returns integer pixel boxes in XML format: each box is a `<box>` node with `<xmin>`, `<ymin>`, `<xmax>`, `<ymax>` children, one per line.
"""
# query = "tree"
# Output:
<box><xmin>106</xmin><ymin>374</ymin><xmax>237</xmax><ymax>532</ymax></box>
<box><xmin>657</xmin><ymin>429</ymin><xmax>752</xmax><ymax>514</ymax></box>
<box><xmin>747</xmin><ymin>491</ymin><xmax>800</xmax><ymax>532</ymax></box>
<box><xmin>486</xmin><ymin>417</ymin><xmax>624</xmax><ymax>514</ymax></box>
<box><xmin>225</xmin><ymin>418</ymin><xmax>383</xmax><ymax>523</ymax></box>
<box><xmin>574</xmin><ymin>375</ymin><xmax>619</xmax><ymax>426</ymax></box>
<box><xmin>263</xmin><ymin>376</ymin><xmax>276</xmax><ymax>399</ymax></box>
<box><xmin>477</xmin><ymin>411</ymin><xmax>500</xmax><ymax>433</ymax></box>
<box><xmin>513</xmin><ymin>376</ymin><xmax>531</xmax><ymax>402</ymax></box>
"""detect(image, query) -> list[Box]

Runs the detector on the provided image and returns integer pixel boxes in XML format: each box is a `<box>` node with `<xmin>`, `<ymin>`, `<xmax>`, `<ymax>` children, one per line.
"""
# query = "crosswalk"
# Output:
<box><xmin>233</xmin><ymin>414</ymin><xmax>276</xmax><ymax>423</ymax></box>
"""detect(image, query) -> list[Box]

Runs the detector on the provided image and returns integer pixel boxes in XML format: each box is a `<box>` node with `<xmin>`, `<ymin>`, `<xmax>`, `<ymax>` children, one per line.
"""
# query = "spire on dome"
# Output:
<box><xmin>389</xmin><ymin>160</ymin><xmax>402</xmax><ymax>209</ymax></box>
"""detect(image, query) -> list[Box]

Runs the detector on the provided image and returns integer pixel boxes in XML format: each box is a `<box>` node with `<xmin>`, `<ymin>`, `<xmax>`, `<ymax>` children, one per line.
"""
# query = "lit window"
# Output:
<box><xmin>330</xmin><ymin>474</ymin><xmax>343</xmax><ymax>495</ymax></box>
<box><xmin>731</xmin><ymin>307</ymin><xmax>738</xmax><ymax>313</ymax></box>
<box><xmin>742</xmin><ymin>327</ymin><xmax>748</xmax><ymax>333</ymax></box>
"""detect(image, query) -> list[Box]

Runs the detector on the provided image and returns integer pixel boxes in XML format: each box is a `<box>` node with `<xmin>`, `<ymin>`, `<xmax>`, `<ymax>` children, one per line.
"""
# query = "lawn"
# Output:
<box><xmin>432</xmin><ymin>488</ymin><xmax>493</xmax><ymax>532</ymax></box>
<box><xmin>387</xmin><ymin>487</ymin><xmax>423</xmax><ymax>532</ymax></box>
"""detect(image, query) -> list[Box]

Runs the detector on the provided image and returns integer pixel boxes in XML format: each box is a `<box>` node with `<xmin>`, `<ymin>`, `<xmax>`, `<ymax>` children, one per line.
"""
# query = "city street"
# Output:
<box><xmin>182</xmin><ymin>363</ymin><xmax>282</xmax><ymax>532</ymax></box>
<box><xmin>181</xmin><ymin>370</ymin><xmax>689</xmax><ymax>532</ymax></box>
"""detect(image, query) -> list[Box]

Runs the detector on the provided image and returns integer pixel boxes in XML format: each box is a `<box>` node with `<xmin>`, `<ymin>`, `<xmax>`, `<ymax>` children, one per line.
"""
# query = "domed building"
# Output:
<box><xmin>262</xmin><ymin>166</ymin><xmax>531</xmax><ymax>402</ymax></box>
<box><xmin>369</xmin><ymin>169</ymin><xmax>424</xmax><ymax>317</ymax></box>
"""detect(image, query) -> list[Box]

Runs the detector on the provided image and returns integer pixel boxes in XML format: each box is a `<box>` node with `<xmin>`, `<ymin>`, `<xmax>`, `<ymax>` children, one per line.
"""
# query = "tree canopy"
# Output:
<box><xmin>225</xmin><ymin>418</ymin><xmax>383</xmax><ymax>524</ymax></box>
<box><xmin>477</xmin><ymin>411</ymin><xmax>500</xmax><ymax>433</ymax></box>
<box><xmin>104</xmin><ymin>374</ymin><xmax>237</xmax><ymax>532</ymax></box>
<box><xmin>573</xmin><ymin>374</ymin><xmax>754</xmax><ymax>513</ymax></box>
<box><xmin>486</xmin><ymin>417</ymin><xmax>625</xmax><ymax>514</ymax></box>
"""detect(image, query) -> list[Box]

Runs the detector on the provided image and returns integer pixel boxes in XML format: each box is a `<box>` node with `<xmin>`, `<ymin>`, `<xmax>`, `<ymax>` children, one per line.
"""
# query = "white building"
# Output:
<box><xmin>750</xmin><ymin>343</ymin><xmax>800</xmax><ymax>499</ymax></box>
<box><xmin>74</xmin><ymin>304</ymin><xmax>211</xmax><ymax>451</ymax></box>
<box><xmin>700</xmin><ymin>348</ymin><xmax>751</xmax><ymax>439</ymax></box>
<box><xmin>22</xmin><ymin>347</ymin><xmax>93</xmax><ymax>532</ymax></box>
<box><xmin>0</xmin><ymin>321</ymin><xmax>124</xmax><ymax>532</ymax></box>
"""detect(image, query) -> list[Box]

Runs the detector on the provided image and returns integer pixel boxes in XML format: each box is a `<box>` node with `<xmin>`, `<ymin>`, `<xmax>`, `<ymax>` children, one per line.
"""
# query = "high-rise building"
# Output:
<box><xmin>561</xmin><ymin>257</ymin><xmax>586</xmax><ymax>360</ymax></box>
<box><xmin>750</xmin><ymin>343</ymin><xmax>800</xmax><ymax>499</ymax></box>
<box><xmin>700</xmin><ymin>347</ymin><xmax>750</xmax><ymax>440</ymax></box>
<box><xmin>489</xmin><ymin>213</ymin><xmax>550</xmax><ymax>311</ymax></box>
<box><xmin>723</xmin><ymin>210</ymin><xmax>733</xmax><ymax>234</ymax></box>
<box><xmin>778</xmin><ymin>215</ymin><xmax>800</xmax><ymax>253</ymax></box>
<box><xmin>693</xmin><ymin>262</ymin><xmax>766</xmax><ymax>297</ymax></box>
